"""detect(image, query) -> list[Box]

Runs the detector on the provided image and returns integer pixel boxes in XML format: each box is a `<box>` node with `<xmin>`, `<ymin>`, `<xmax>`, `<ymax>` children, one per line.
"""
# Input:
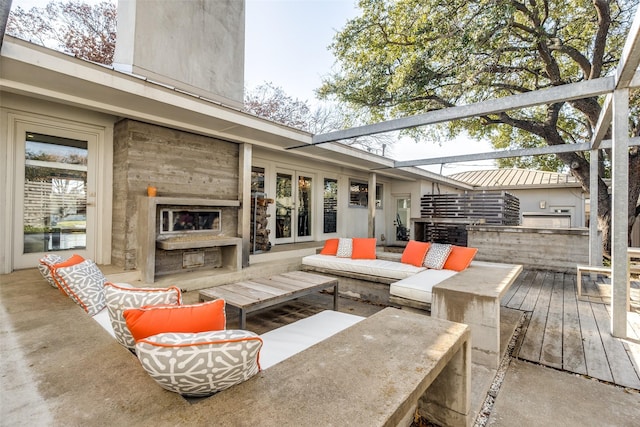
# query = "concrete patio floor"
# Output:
<box><xmin>2</xmin><ymin>266</ymin><xmax>640</xmax><ymax>426</ymax></box>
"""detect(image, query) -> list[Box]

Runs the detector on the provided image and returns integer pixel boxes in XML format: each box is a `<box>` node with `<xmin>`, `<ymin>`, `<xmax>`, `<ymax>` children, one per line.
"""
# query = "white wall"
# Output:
<box><xmin>508</xmin><ymin>187</ymin><xmax>586</xmax><ymax>227</ymax></box>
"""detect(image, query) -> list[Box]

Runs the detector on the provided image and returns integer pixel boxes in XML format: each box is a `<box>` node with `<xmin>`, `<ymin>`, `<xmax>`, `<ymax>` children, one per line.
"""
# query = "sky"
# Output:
<box><xmin>10</xmin><ymin>0</ymin><xmax>496</xmax><ymax>174</ymax></box>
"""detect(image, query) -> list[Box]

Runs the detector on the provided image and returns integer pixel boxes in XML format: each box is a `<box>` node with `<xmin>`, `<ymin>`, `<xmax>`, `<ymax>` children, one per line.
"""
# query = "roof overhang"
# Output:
<box><xmin>0</xmin><ymin>37</ymin><xmax>468</xmax><ymax>188</ymax></box>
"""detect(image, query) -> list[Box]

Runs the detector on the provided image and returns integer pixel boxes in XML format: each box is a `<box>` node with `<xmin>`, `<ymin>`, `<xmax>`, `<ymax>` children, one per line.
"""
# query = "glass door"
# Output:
<box><xmin>393</xmin><ymin>196</ymin><xmax>411</xmax><ymax>244</ymax></box>
<box><xmin>297</xmin><ymin>174</ymin><xmax>313</xmax><ymax>241</ymax></box>
<box><xmin>275</xmin><ymin>170</ymin><xmax>313</xmax><ymax>244</ymax></box>
<box><xmin>14</xmin><ymin>127</ymin><xmax>97</xmax><ymax>269</ymax></box>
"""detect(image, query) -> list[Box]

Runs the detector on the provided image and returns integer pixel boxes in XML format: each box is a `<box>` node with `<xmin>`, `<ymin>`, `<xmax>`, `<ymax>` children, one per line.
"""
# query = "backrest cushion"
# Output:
<box><xmin>54</xmin><ymin>259</ymin><xmax>106</xmax><ymax>315</ymax></box>
<box><xmin>336</xmin><ymin>238</ymin><xmax>353</xmax><ymax>258</ymax></box>
<box><xmin>319</xmin><ymin>238</ymin><xmax>339</xmax><ymax>255</ymax></box>
<box><xmin>423</xmin><ymin>243</ymin><xmax>453</xmax><ymax>270</ymax></box>
<box><xmin>400</xmin><ymin>240</ymin><xmax>431</xmax><ymax>267</ymax></box>
<box><xmin>351</xmin><ymin>237</ymin><xmax>377</xmax><ymax>259</ymax></box>
<box><xmin>123</xmin><ymin>299</ymin><xmax>226</xmax><ymax>343</ymax></box>
<box><xmin>38</xmin><ymin>254</ymin><xmax>63</xmax><ymax>288</ymax></box>
<box><xmin>442</xmin><ymin>246</ymin><xmax>478</xmax><ymax>271</ymax></box>
<box><xmin>135</xmin><ymin>330</ymin><xmax>263</xmax><ymax>396</ymax></box>
<box><xmin>104</xmin><ymin>283</ymin><xmax>182</xmax><ymax>350</ymax></box>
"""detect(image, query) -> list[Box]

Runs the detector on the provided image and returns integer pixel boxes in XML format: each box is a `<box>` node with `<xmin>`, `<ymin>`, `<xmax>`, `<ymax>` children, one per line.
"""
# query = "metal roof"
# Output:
<box><xmin>447</xmin><ymin>168</ymin><xmax>583</xmax><ymax>189</ymax></box>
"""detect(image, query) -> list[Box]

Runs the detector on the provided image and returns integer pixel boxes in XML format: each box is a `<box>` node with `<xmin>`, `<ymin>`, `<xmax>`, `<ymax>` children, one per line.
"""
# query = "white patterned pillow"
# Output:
<box><xmin>38</xmin><ymin>254</ymin><xmax>63</xmax><ymax>288</ymax></box>
<box><xmin>135</xmin><ymin>330</ymin><xmax>263</xmax><ymax>396</ymax></box>
<box><xmin>54</xmin><ymin>259</ymin><xmax>106</xmax><ymax>316</ymax></box>
<box><xmin>423</xmin><ymin>243</ymin><xmax>453</xmax><ymax>269</ymax></box>
<box><xmin>104</xmin><ymin>283</ymin><xmax>182</xmax><ymax>351</ymax></box>
<box><xmin>336</xmin><ymin>238</ymin><xmax>353</xmax><ymax>258</ymax></box>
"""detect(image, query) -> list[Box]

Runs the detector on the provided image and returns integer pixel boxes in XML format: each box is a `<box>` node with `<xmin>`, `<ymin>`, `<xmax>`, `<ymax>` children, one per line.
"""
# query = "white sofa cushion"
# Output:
<box><xmin>390</xmin><ymin>269</ymin><xmax>457</xmax><ymax>304</ymax></box>
<box><xmin>259</xmin><ymin>310</ymin><xmax>364</xmax><ymax>370</ymax></box>
<box><xmin>302</xmin><ymin>254</ymin><xmax>425</xmax><ymax>280</ymax></box>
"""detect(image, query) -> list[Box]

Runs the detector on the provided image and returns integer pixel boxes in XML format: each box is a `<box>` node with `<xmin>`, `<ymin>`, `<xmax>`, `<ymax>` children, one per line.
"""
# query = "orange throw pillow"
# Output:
<box><xmin>351</xmin><ymin>237</ymin><xmax>377</xmax><ymax>259</ymax></box>
<box><xmin>400</xmin><ymin>240</ymin><xmax>431</xmax><ymax>267</ymax></box>
<box><xmin>320</xmin><ymin>238</ymin><xmax>339</xmax><ymax>255</ymax></box>
<box><xmin>442</xmin><ymin>246</ymin><xmax>478</xmax><ymax>271</ymax></box>
<box><xmin>123</xmin><ymin>299</ymin><xmax>226</xmax><ymax>343</ymax></box>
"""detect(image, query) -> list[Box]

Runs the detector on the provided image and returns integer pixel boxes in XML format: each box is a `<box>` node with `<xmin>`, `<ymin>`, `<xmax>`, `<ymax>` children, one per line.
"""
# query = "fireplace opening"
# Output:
<box><xmin>160</xmin><ymin>209</ymin><xmax>221</xmax><ymax>234</ymax></box>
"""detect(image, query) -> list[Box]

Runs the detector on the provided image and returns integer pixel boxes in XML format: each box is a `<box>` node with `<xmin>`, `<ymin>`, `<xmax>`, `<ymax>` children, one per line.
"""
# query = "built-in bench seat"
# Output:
<box><xmin>302</xmin><ymin>253</ymin><xmax>523</xmax><ymax>369</ymax></box>
<box><xmin>3</xmin><ymin>272</ymin><xmax>470</xmax><ymax>426</ymax></box>
<box><xmin>301</xmin><ymin>253</ymin><xmax>424</xmax><ymax>280</ymax></box>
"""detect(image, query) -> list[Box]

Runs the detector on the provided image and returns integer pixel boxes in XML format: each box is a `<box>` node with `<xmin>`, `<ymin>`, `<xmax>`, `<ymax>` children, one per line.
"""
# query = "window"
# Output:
<box><xmin>349</xmin><ymin>180</ymin><xmax>382</xmax><ymax>208</ymax></box>
<box><xmin>323</xmin><ymin>178</ymin><xmax>338</xmax><ymax>233</ymax></box>
<box><xmin>251</xmin><ymin>166</ymin><xmax>265</xmax><ymax>194</ymax></box>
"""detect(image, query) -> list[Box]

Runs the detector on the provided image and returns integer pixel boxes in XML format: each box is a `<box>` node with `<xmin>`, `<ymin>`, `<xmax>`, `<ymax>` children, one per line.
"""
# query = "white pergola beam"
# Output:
<box><xmin>590</xmin><ymin>93</ymin><xmax>612</xmax><ymax>150</ymax></box>
<box><xmin>312</xmin><ymin>78</ymin><xmax>614</xmax><ymax>144</ymax></box>
<box><xmin>616</xmin><ymin>9</ymin><xmax>640</xmax><ymax>88</ymax></box>
<box><xmin>610</xmin><ymin>89</ymin><xmax>630</xmax><ymax>337</ymax></box>
<box><xmin>589</xmin><ymin>149</ymin><xmax>600</xmax><ymax>266</ymax></box>
<box><xmin>392</xmin><ymin>137</ymin><xmax>640</xmax><ymax>168</ymax></box>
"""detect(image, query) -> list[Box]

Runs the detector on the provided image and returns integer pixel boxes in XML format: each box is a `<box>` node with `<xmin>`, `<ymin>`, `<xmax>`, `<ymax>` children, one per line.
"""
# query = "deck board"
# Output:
<box><xmin>592</xmin><ymin>302</ymin><xmax>640</xmax><ymax>389</ymax></box>
<box><xmin>539</xmin><ymin>272</ymin><xmax>564</xmax><ymax>369</ymax></box>
<box><xmin>519</xmin><ymin>271</ymin><xmax>552</xmax><ymax>362</ymax></box>
<box><xmin>561</xmin><ymin>273</ymin><xmax>588</xmax><ymax>374</ymax></box>
<box><xmin>504</xmin><ymin>269</ymin><xmax>640</xmax><ymax>389</ymax></box>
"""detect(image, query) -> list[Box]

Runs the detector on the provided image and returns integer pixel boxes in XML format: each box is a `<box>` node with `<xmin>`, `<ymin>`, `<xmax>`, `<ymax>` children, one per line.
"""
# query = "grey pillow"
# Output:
<box><xmin>423</xmin><ymin>243</ymin><xmax>453</xmax><ymax>269</ymax></box>
<box><xmin>136</xmin><ymin>330</ymin><xmax>263</xmax><ymax>396</ymax></box>
<box><xmin>336</xmin><ymin>238</ymin><xmax>353</xmax><ymax>258</ymax></box>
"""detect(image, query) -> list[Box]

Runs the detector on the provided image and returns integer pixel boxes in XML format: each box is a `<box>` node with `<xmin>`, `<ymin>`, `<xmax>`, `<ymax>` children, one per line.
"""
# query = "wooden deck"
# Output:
<box><xmin>502</xmin><ymin>269</ymin><xmax>640</xmax><ymax>389</ymax></box>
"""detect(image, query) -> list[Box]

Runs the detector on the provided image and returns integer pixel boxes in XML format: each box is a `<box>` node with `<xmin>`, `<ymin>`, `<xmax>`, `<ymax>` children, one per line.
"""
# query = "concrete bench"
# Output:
<box><xmin>302</xmin><ymin>254</ymin><xmax>522</xmax><ymax>370</ymax></box>
<box><xmin>4</xmin><ymin>272</ymin><xmax>469</xmax><ymax>426</ymax></box>
<box><xmin>430</xmin><ymin>262</ymin><xmax>522</xmax><ymax>369</ymax></box>
<box><xmin>208</xmin><ymin>307</ymin><xmax>472</xmax><ymax>427</ymax></box>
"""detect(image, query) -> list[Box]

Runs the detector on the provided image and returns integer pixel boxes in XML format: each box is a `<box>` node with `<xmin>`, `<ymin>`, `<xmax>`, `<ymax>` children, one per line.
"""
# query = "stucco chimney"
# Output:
<box><xmin>114</xmin><ymin>0</ymin><xmax>245</xmax><ymax>108</ymax></box>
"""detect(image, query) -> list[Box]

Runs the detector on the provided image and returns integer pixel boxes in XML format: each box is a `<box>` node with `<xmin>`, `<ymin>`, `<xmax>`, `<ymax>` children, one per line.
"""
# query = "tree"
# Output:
<box><xmin>319</xmin><ymin>0</ymin><xmax>640</xmax><ymax>253</ymax></box>
<box><xmin>6</xmin><ymin>0</ymin><xmax>116</xmax><ymax>65</ymax></box>
<box><xmin>244</xmin><ymin>82</ymin><xmax>394</xmax><ymax>154</ymax></box>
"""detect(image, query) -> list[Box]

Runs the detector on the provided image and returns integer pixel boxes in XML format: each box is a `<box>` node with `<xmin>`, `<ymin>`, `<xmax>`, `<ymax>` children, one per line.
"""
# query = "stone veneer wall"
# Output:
<box><xmin>467</xmin><ymin>225</ymin><xmax>591</xmax><ymax>272</ymax></box>
<box><xmin>112</xmin><ymin>119</ymin><xmax>239</xmax><ymax>270</ymax></box>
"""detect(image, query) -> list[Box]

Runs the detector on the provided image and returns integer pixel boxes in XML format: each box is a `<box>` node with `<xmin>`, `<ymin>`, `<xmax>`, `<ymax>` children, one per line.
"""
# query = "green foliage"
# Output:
<box><xmin>319</xmin><ymin>0</ymin><xmax>637</xmax><ymax>171</ymax></box>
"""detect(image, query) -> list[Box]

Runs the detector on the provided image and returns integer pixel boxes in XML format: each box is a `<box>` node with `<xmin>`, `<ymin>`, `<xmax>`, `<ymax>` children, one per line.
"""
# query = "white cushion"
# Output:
<box><xmin>259</xmin><ymin>310</ymin><xmax>364</xmax><ymax>370</ymax></box>
<box><xmin>390</xmin><ymin>269</ymin><xmax>457</xmax><ymax>303</ymax></box>
<box><xmin>91</xmin><ymin>307</ymin><xmax>116</xmax><ymax>338</ymax></box>
<box><xmin>302</xmin><ymin>254</ymin><xmax>425</xmax><ymax>280</ymax></box>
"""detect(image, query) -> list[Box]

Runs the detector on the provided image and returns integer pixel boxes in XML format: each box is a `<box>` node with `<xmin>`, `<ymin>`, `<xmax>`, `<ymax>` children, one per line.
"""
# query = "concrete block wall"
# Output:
<box><xmin>468</xmin><ymin>225</ymin><xmax>590</xmax><ymax>272</ymax></box>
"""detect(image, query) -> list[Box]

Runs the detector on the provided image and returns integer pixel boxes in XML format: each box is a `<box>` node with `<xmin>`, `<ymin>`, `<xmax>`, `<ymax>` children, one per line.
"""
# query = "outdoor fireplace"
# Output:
<box><xmin>137</xmin><ymin>196</ymin><xmax>242</xmax><ymax>283</ymax></box>
<box><xmin>160</xmin><ymin>208</ymin><xmax>221</xmax><ymax>234</ymax></box>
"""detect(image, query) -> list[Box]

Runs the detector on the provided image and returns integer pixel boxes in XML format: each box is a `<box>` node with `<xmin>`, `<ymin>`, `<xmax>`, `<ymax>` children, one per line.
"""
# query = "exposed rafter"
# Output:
<box><xmin>310</xmin><ymin>78</ymin><xmax>614</xmax><ymax>146</ymax></box>
<box><xmin>389</xmin><ymin>137</ymin><xmax>640</xmax><ymax>168</ymax></box>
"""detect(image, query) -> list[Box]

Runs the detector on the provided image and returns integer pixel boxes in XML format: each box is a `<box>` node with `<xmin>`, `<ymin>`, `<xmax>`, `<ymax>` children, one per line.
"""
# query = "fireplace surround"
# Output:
<box><xmin>137</xmin><ymin>196</ymin><xmax>242</xmax><ymax>283</ymax></box>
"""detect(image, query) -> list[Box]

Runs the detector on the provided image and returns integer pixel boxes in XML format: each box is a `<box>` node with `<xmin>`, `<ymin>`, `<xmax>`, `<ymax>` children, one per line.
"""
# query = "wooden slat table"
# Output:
<box><xmin>199</xmin><ymin>271</ymin><xmax>338</xmax><ymax>329</ymax></box>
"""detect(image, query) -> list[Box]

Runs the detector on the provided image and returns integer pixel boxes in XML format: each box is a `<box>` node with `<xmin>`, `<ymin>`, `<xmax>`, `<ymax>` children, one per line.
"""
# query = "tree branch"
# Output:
<box><xmin>591</xmin><ymin>0</ymin><xmax>611</xmax><ymax>79</ymax></box>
